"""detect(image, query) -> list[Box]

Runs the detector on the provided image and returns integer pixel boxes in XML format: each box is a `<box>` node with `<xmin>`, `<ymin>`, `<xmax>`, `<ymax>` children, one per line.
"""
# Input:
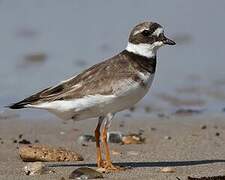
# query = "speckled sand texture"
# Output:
<box><xmin>1</xmin><ymin>113</ymin><xmax>225</xmax><ymax>180</ymax></box>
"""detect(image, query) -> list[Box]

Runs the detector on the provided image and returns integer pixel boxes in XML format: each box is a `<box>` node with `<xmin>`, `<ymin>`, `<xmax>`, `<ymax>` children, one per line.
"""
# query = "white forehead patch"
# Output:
<box><xmin>133</xmin><ymin>27</ymin><xmax>147</xmax><ymax>36</ymax></box>
<box><xmin>152</xmin><ymin>28</ymin><xmax>164</xmax><ymax>36</ymax></box>
<box><xmin>133</xmin><ymin>27</ymin><xmax>164</xmax><ymax>36</ymax></box>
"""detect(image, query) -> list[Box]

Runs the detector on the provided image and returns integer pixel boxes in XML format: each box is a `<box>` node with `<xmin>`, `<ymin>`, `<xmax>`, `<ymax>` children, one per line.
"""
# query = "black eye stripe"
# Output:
<box><xmin>142</xmin><ymin>30</ymin><xmax>151</xmax><ymax>36</ymax></box>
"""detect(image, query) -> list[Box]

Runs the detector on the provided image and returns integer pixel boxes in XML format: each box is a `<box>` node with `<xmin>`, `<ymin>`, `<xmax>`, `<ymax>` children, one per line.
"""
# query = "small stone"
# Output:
<box><xmin>129</xmin><ymin>106</ymin><xmax>136</xmax><ymax>112</ymax></box>
<box><xmin>13</xmin><ymin>139</ymin><xmax>18</xmax><ymax>143</ymax></box>
<box><xmin>18</xmin><ymin>134</ymin><xmax>23</xmax><ymax>139</ymax></box>
<box><xmin>60</xmin><ymin>131</ymin><xmax>65</xmax><ymax>135</ymax></box>
<box><xmin>215</xmin><ymin>132</ymin><xmax>220</xmax><ymax>136</ymax></box>
<box><xmin>77</xmin><ymin>135</ymin><xmax>95</xmax><ymax>145</ymax></box>
<box><xmin>19</xmin><ymin>144</ymin><xmax>84</xmax><ymax>162</ymax></box>
<box><xmin>19</xmin><ymin>139</ymin><xmax>31</xmax><ymax>144</ymax></box>
<box><xmin>127</xmin><ymin>151</ymin><xmax>139</xmax><ymax>156</ymax></box>
<box><xmin>69</xmin><ymin>167</ymin><xmax>103</xmax><ymax>179</ymax></box>
<box><xmin>111</xmin><ymin>150</ymin><xmax>122</xmax><ymax>155</ymax></box>
<box><xmin>122</xmin><ymin>133</ymin><xmax>145</xmax><ymax>145</ymax></box>
<box><xmin>107</xmin><ymin>131</ymin><xmax>123</xmax><ymax>143</ymax></box>
<box><xmin>160</xmin><ymin>167</ymin><xmax>176</xmax><ymax>173</ymax></box>
<box><xmin>164</xmin><ymin>136</ymin><xmax>172</xmax><ymax>140</ymax></box>
<box><xmin>24</xmin><ymin>162</ymin><xmax>48</xmax><ymax>175</ymax></box>
<box><xmin>201</xmin><ymin>125</ymin><xmax>207</xmax><ymax>130</ymax></box>
<box><xmin>34</xmin><ymin>139</ymin><xmax>39</xmax><ymax>143</ymax></box>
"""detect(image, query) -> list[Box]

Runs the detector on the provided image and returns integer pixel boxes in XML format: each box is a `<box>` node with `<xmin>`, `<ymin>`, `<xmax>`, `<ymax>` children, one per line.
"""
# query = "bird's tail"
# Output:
<box><xmin>7</xmin><ymin>100</ymin><xmax>29</xmax><ymax>109</ymax></box>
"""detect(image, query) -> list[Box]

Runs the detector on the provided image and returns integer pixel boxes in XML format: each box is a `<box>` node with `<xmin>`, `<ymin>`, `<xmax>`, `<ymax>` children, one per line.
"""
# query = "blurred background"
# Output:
<box><xmin>0</xmin><ymin>0</ymin><xmax>225</xmax><ymax>118</ymax></box>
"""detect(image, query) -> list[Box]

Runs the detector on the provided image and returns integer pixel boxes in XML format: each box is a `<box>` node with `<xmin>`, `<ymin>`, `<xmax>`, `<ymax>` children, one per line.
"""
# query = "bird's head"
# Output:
<box><xmin>126</xmin><ymin>22</ymin><xmax>175</xmax><ymax>58</ymax></box>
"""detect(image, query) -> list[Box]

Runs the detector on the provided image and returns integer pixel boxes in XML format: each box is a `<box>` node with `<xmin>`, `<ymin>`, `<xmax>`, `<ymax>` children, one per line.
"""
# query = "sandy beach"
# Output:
<box><xmin>1</xmin><ymin>113</ymin><xmax>225</xmax><ymax>180</ymax></box>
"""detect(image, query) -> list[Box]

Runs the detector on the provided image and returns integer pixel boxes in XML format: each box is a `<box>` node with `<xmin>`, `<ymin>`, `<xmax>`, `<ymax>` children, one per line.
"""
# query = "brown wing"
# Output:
<box><xmin>9</xmin><ymin>51</ymin><xmax>138</xmax><ymax>108</ymax></box>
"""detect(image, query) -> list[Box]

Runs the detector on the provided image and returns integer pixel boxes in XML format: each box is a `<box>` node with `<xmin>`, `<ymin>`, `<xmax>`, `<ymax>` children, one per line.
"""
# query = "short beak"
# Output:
<box><xmin>163</xmin><ymin>36</ymin><xmax>176</xmax><ymax>45</ymax></box>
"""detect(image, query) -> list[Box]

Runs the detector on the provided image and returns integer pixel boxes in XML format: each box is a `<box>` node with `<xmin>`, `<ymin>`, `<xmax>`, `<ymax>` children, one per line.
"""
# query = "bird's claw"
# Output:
<box><xmin>97</xmin><ymin>160</ymin><xmax>125</xmax><ymax>173</ymax></box>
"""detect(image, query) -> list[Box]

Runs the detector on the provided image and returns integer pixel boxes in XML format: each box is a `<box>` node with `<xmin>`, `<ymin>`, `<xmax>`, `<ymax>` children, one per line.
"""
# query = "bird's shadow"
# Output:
<box><xmin>48</xmin><ymin>159</ymin><xmax>225</xmax><ymax>168</ymax></box>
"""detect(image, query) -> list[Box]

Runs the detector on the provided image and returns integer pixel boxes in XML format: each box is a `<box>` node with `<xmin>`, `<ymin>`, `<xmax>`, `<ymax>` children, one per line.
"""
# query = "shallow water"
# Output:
<box><xmin>0</xmin><ymin>0</ymin><xmax>225</xmax><ymax>118</ymax></box>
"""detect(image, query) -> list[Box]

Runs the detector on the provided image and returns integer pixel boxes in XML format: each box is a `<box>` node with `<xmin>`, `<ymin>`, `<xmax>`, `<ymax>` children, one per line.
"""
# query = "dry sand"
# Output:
<box><xmin>1</xmin><ymin>113</ymin><xmax>225</xmax><ymax>180</ymax></box>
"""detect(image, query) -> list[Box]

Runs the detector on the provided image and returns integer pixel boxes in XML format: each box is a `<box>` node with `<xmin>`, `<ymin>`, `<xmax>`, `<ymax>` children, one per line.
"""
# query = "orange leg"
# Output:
<box><xmin>102</xmin><ymin>126</ymin><xmax>114</xmax><ymax>167</ymax></box>
<box><xmin>95</xmin><ymin>116</ymin><xmax>104</xmax><ymax>167</ymax></box>
<box><xmin>101</xmin><ymin>113</ymin><xmax>124</xmax><ymax>171</ymax></box>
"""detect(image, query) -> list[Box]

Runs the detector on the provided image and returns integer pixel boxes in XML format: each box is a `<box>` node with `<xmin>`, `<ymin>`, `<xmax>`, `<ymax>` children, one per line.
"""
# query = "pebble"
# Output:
<box><xmin>24</xmin><ymin>162</ymin><xmax>48</xmax><ymax>175</ymax></box>
<box><xmin>18</xmin><ymin>134</ymin><xmax>23</xmax><ymax>139</ymax></box>
<box><xmin>129</xmin><ymin>106</ymin><xmax>136</xmax><ymax>112</ymax></box>
<box><xmin>60</xmin><ymin>131</ymin><xmax>65</xmax><ymax>135</ymax></box>
<box><xmin>19</xmin><ymin>144</ymin><xmax>84</xmax><ymax>162</ymax></box>
<box><xmin>18</xmin><ymin>139</ymin><xmax>31</xmax><ymax>144</ymax></box>
<box><xmin>201</xmin><ymin>125</ymin><xmax>207</xmax><ymax>130</ymax></box>
<box><xmin>107</xmin><ymin>131</ymin><xmax>123</xmax><ymax>143</ymax></box>
<box><xmin>164</xmin><ymin>136</ymin><xmax>172</xmax><ymax>140</ymax></box>
<box><xmin>77</xmin><ymin>135</ymin><xmax>95</xmax><ymax>145</ymax></box>
<box><xmin>215</xmin><ymin>132</ymin><xmax>220</xmax><ymax>136</ymax></box>
<box><xmin>34</xmin><ymin>139</ymin><xmax>39</xmax><ymax>143</ymax></box>
<box><xmin>160</xmin><ymin>167</ymin><xmax>176</xmax><ymax>173</ymax></box>
<box><xmin>122</xmin><ymin>133</ymin><xmax>145</xmax><ymax>144</ymax></box>
<box><xmin>69</xmin><ymin>167</ymin><xmax>103</xmax><ymax>179</ymax></box>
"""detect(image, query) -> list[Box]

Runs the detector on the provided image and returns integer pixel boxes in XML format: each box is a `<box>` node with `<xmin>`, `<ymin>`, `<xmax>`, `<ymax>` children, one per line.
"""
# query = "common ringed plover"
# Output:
<box><xmin>9</xmin><ymin>21</ymin><xmax>175</xmax><ymax>172</ymax></box>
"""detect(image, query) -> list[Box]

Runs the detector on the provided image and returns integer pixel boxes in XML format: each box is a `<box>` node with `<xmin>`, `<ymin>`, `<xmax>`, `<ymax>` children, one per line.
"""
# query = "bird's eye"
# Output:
<box><xmin>142</xmin><ymin>30</ymin><xmax>151</xmax><ymax>36</ymax></box>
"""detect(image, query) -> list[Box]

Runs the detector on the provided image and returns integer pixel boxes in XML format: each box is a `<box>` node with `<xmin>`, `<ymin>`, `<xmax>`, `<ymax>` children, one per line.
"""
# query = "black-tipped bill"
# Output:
<box><xmin>163</xmin><ymin>37</ymin><xmax>176</xmax><ymax>45</ymax></box>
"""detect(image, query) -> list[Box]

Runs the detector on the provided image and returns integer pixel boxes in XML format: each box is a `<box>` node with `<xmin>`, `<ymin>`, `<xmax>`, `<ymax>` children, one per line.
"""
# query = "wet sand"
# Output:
<box><xmin>1</xmin><ymin>113</ymin><xmax>225</xmax><ymax>180</ymax></box>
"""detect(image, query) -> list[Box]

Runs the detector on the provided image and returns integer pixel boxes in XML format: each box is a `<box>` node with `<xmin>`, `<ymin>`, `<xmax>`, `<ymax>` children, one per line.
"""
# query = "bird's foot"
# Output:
<box><xmin>97</xmin><ymin>160</ymin><xmax>125</xmax><ymax>173</ymax></box>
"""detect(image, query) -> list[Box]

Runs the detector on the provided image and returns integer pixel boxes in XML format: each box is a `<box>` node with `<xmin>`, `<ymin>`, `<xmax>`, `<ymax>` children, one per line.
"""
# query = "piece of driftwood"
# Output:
<box><xmin>19</xmin><ymin>144</ymin><xmax>84</xmax><ymax>162</ymax></box>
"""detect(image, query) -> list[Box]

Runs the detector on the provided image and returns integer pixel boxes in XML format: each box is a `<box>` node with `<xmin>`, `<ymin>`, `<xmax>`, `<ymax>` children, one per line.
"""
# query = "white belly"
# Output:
<box><xmin>30</xmin><ymin>72</ymin><xmax>155</xmax><ymax>120</ymax></box>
